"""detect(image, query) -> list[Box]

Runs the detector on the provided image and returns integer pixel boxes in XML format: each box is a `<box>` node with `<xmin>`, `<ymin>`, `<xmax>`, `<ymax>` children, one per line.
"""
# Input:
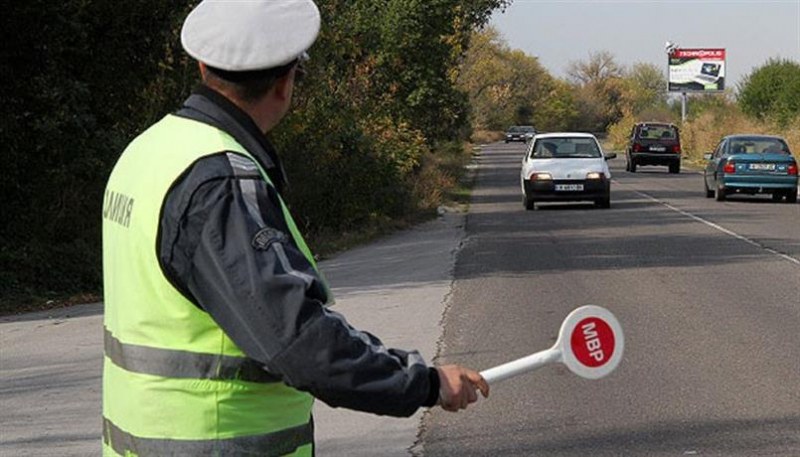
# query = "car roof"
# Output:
<box><xmin>636</xmin><ymin>122</ymin><xmax>677</xmax><ymax>128</ymax></box>
<box><xmin>533</xmin><ymin>132</ymin><xmax>598</xmax><ymax>140</ymax></box>
<box><xmin>723</xmin><ymin>134</ymin><xmax>786</xmax><ymax>141</ymax></box>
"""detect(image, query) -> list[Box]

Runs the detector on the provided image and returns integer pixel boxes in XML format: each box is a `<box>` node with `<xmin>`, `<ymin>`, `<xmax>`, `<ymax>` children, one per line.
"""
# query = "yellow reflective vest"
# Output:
<box><xmin>102</xmin><ymin>114</ymin><xmax>318</xmax><ymax>456</ymax></box>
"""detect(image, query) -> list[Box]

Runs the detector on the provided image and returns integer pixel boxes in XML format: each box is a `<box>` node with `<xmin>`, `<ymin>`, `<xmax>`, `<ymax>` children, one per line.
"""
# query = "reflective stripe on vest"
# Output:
<box><xmin>104</xmin><ymin>327</ymin><xmax>281</xmax><ymax>383</ymax></box>
<box><xmin>103</xmin><ymin>418</ymin><xmax>313</xmax><ymax>457</ymax></box>
<box><xmin>103</xmin><ymin>115</ymin><xmax>318</xmax><ymax>457</ymax></box>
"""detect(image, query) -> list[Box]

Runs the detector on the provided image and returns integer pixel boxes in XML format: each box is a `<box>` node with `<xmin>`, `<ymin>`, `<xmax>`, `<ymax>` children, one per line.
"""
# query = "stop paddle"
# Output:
<box><xmin>480</xmin><ymin>305</ymin><xmax>624</xmax><ymax>384</ymax></box>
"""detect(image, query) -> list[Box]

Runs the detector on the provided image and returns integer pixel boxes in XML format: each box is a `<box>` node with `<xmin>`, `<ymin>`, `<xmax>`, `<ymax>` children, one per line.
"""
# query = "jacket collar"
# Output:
<box><xmin>175</xmin><ymin>85</ymin><xmax>288</xmax><ymax>193</ymax></box>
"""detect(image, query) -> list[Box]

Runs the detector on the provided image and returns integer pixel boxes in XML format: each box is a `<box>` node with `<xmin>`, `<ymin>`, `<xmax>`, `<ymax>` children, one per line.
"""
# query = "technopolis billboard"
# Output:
<box><xmin>668</xmin><ymin>48</ymin><xmax>726</xmax><ymax>92</ymax></box>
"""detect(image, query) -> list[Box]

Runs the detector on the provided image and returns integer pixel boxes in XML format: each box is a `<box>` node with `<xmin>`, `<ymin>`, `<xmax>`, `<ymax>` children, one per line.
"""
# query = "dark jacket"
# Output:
<box><xmin>157</xmin><ymin>86</ymin><xmax>439</xmax><ymax>416</ymax></box>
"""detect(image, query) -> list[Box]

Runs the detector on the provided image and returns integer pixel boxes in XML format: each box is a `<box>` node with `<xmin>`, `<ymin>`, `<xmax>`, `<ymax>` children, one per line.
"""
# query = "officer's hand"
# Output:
<box><xmin>435</xmin><ymin>365</ymin><xmax>489</xmax><ymax>412</ymax></box>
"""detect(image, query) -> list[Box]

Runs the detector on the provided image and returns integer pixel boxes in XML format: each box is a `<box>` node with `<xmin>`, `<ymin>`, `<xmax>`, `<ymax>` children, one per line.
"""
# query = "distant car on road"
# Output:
<box><xmin>505</xmin><ymin>125</ymin><xmax>536</xmax><ymax>143</ymax></box>
<box><xmin>520</xmin><ymin>133</ymin><xmax>616</xmax><ymax>210</ymax></box>
<box><xmin>626</xmin><ymin>122</ymin><xmax>681</xmax><ymax>173</ymax></box>
<box><xmin>703</xmin><ymin>134</ymin><xmax>798</xmax><ymax>203</ymax></box>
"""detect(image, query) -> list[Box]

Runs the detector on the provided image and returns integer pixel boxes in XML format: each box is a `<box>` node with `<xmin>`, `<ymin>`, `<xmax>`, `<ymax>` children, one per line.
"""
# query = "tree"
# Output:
<box><xmin>1</xmin><ymin>0</ymin><xmax>512</xmax><ymax>309</ymax></box>
<box><xmin>566</xmin><ymin>51</ymin><xmax>626</xmax><ymax>131</ymax></box>
<box><xmin>624</xmin><ymin>63</ymin><xmax>668</xmax><ymax>114</ymax></box>
<box><xmin>738</xmin><ymin>58</ymin><xmax>800</xmax><ymax>127</ymax></box>
<box><xmin>567</xmin><ymin>51</ymin><xmax>623</xmax><ymax>86</ymax></box>
<box><xmin>0</xmin><ymin>0</ymin><xmax>195</xmax><ymax>308</ymax></box>
<box><xmin>458</xmin><ymin>27</ymin><xmax>572</xmax><ymax>132</ymax></box>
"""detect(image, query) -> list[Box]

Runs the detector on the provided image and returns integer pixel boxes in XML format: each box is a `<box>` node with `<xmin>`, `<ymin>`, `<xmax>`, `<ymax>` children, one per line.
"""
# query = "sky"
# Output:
<box><xmin>490</xmin><ymin>0</ymin><xmax>800</xmax><ymax>90</ymax></box>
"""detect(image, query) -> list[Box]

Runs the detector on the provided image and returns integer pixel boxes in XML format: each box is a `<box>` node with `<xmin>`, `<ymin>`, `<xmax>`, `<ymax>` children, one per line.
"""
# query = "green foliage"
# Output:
<box><xmin>605</xmin><ymin>63</ymin><xmax>672</xmax><ymax>150</ymax></box>
<box><xmin>532</xmin><ymin>79</ymin><xmax>579</xmax><ymax>132</ymax></box>
<box><xmin>567</xmin><ymin>51</ymin><xmax>623</xmax><ymax>86</ymax></box>
<box><xmin>679</xmin><ymin>97</ymin><xmax>800</xmax><ymax>164</ymax></box>
<box><xmin>459</xmin><ymin>27</ymin><xmax>574</xmax><ymax>132</ymax></box>
<box><xmin>625</xmin><ymin>63</ymin><xmax>668</xmax><ymax>114</ymax></box>
<box><xmin>738</xmin><ymin>58</ymin><xmax>800</xmax><ymax>127</ymax></box>
<box><xmin>566</xmin><ymin>51</ymin><xmax>630</xmax><ymax>132</ymax></box>
<box><xmin>276</xmin><ymin>0</ymin><xmax>507</xmax><ymax>234</ymax></box>
<box><xmin>566</xmin><ymin>54</ymin><xmax>670</xmax><ymax>133</ymax></box>
<box><xmin>1</xmin><ymin>0</ymin><xmax>196</xmax><ymax>309</ymax></box>
<box><xmin>1</xmin><ymin>0</ymin><xmax>508</xmax><ymax>310</ymax></box>
<box><xmin>679</xmin><ymin>91</ymin><xmax>736</xmax><ymax>119</ymax></box>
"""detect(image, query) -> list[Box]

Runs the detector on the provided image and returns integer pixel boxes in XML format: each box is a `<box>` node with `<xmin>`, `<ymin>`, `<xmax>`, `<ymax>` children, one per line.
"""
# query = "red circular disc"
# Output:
<box><xmin>570</xmin><ymin>317</ymin><xmax>615</xmax><ymax>368</ymax></box>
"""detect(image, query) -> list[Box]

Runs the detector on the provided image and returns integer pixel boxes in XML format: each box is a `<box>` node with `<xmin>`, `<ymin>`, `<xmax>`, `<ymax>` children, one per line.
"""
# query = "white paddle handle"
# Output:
<box><xmin>479</xmin><ymin>348</ymin><xmax>562</xmax><ymax>384</ymax></box>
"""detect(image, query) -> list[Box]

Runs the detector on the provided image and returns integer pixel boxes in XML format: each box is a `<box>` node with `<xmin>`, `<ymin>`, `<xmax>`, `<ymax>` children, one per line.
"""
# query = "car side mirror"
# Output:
<box><xmin>703</xmin><ymin>153</ymin><xmax>713</xmax><ymax>161</ymax></box>
<box><xmin>604</xmin><ymin>152</ymin><xmax>617</xmax><ymax>160</ymax></box>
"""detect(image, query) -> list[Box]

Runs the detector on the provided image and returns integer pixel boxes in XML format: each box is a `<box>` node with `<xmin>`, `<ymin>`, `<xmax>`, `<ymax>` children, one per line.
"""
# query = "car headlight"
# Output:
<box><xmin>586</xmin><ymin>172</ymin><xmax>603</xmax><ymax>180</ymax></box>
<box><xmin>530</xmin><ymin>172</ymin><xmax>553</xmax><ymax>181</ymax></box>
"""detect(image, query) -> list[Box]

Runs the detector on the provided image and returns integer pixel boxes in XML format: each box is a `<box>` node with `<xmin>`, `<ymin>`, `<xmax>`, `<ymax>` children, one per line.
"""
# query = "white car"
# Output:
<box><xmin>520</xmin><ymin>133</ymin><xmax>616</xmax><ymax>210</ymax></box>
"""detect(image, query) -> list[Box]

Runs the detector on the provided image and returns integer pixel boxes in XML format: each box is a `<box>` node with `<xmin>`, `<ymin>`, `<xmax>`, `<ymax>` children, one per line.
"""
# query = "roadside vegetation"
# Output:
<box><xmin>607</xmin><ymin>58</ymin><xmax>800</xmax><ymax>164</ymax></box>
<box><xmin>1</xmin><ymin>0</ymin><xmax>508</xmax><ymax>314</ymax></box>
<box><xmin>461</xmin><ymin>28</ymin><xmax>799</xmax><ymax>164</ymax></box>
<box><xmin>2</xmin><ymin>2</ymin><xmax>796</xmax><ymax>314</ymax></box>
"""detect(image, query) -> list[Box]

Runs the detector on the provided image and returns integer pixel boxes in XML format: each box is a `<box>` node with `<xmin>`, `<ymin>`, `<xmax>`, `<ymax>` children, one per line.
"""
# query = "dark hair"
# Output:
<box><xmin>205</xmin><ymin>59</ymin><xmax>298</xmax><ymax>103</ymax></box>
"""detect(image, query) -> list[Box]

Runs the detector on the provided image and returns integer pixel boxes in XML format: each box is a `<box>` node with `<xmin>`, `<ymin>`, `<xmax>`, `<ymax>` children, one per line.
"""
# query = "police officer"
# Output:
<box><xmin>101</xmin><ymin>1</ymin><xmax>488</xmax><ymax>455</ymax></box>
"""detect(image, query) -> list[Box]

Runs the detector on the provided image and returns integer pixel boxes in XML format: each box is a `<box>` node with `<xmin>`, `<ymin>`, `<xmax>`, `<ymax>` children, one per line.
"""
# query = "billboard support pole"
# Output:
<box><xmin>681</xmin><ymin>92</ymin><xmax>687</xmax><ymax>124</ymax></box>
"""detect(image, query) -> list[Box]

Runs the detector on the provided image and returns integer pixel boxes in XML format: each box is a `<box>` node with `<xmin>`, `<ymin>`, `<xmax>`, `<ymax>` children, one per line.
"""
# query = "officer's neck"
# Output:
<box><xmin>217</xmin><ymin>93</ymin><xmax>282</xmax><ymax>135</ymax></box>
<box><xmin>199</xmin><ymin>64</ymin><xmax>294</xmax><ymax>134</ymax></box>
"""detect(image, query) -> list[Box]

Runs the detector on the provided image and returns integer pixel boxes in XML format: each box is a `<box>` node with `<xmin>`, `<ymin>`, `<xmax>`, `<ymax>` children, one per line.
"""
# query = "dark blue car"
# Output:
<box><xmin>704</xmin><ymin>135</ymin><xmax>798</xmax><ymax>203</ymax></box>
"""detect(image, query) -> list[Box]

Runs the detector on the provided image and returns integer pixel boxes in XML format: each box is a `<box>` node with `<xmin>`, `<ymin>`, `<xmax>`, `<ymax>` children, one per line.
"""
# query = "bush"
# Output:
<box><xmin>2</xmin><ymin>0</ymin><xmax>509</xmax><ymax>312</ymax></box>
<box><xmin>471</xmin><ymin>130</ymin><xmax>505</xmax><ymax>144</ymax></box>
<box><xmin>605</xmin><ymin>96</ymin><xmax>799</xmax><ymax>165</ymax></box>
<box><xmin>606</xmin><ymin>110</ymin><xmax>636</xmax><ymax>151</ymax></box>
<box><xmin>1</xmin><ymin>0</ymin><xmax>195</xmax><ymax>311</ymax></box>
<box><xmin>680</xmin><ymin>102</ymin><xmax>799</xmax><ymax>163</ymax></box>
<box><xmin>738</xmin><ymin>58</ymin><xmax>800</xmax><ymax>127</ymax></box>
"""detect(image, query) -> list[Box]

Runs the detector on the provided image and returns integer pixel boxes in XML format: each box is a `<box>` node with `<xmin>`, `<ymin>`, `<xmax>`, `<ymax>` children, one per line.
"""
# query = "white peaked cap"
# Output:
<box><xmin>181</xmin><ymin>0</ymin><xmax>321</xmax><ymax>71</ymax></box>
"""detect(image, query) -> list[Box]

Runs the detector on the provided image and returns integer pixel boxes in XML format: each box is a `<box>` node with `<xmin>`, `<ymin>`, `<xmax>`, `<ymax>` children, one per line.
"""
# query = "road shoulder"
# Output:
<box><xmin>0</xmin><ymin>212</ymin><xmax>466</xmax><ymax>457</ymax></box>
<box><xmin>313</xmin><ymin>211</ymin><xmax>466</xmax><ymax>456</ymax></box>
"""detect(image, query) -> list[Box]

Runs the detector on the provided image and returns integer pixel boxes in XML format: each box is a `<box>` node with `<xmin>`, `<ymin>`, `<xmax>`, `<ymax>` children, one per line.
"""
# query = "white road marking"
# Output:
<box><xmin>620</xmin><ymin>183</ymin><xmax>800</xmax><ymax>267</ymax></box>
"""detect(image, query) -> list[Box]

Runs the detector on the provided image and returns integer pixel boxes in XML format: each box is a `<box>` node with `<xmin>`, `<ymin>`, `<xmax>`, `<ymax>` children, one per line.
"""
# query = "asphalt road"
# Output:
<box><xmin>1</xmin><ymin>141</ymin><xmax>797</xmax><ymax>456</ymax></box>
<box><xmin>0</xmin><ymin>213</ymin><xmax>467</xmax><ymax>457</ymax></box>
<box><xmin>420</xmin><ymin>142</ymin><xmax>800</xmax><ymax>456</ymax></box>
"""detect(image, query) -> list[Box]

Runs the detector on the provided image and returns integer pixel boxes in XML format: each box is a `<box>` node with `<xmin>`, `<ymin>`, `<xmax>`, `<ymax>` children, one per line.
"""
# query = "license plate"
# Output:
<box><xmin>649</xmin><ymin>146</ymin><xmax>666</xmax><ymax>152</ymax></box>
<box><xmin>749</xmin><ymin>163</ymin><xmax>775</xmax><ymax>171</ymax></box>
<box><xmin>555</xmin><ymin>184</ymin><xmax>584</xmax><ymax>191</ymax></box>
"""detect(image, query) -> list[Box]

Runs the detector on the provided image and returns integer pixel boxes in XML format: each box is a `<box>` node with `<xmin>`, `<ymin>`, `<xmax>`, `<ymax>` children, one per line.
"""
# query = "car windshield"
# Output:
<box><xmin>508</xmin><ymin>126</ymin><xmax>527</xmax><ymax>133</ymax></box>
<box><xmin>729</xmin><ymin>138</ymin><xmax>791</xmax><ymax>155</ymax></box>
<box><xmin>518</xmin><ymin>126</ymin><xmax>536</xmax><ymax>133</ymax></box>
<box><xmin>531</xmin><ymin>138</ymin><xmax>601</xmax><ymax>159</ymax></box>
<box><xmin>638</xmin><ymin>125</ymin><xmax>677</xmax><ymax>140</ymax></box>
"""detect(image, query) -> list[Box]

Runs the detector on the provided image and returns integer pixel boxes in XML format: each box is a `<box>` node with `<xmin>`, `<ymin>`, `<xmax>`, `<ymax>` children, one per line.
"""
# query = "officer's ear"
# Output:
<box><xmin>198</xmin><ymin>62</ymin><xmax>210</xmax><ymax>82</ymax></box>
<box><xmin>272</xmin><ymin>69</ymin><xmax>295</xmax><ymax>102</ymax></box>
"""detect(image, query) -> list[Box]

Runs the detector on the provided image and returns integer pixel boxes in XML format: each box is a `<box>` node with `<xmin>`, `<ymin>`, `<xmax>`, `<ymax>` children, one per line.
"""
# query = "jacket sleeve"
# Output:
<box><xmin>158</xmin><ymin>153</ymin><xmax>439</xmax><ymax>417</ymax></box>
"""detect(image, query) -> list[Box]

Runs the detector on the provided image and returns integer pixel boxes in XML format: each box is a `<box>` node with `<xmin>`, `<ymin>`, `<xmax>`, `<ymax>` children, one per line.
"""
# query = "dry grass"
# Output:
<box><xmin>681</xmin><ymin>109</ymin><xmax>800</xmax><ymax>165</ymax></box>
<box><xmin>471</xmin><ymin>130</ymin><xmax>505</xmax><ymax>144</ymax></box>
<box><xmin>607</xmin><ymin>107</ymin><xmax>799</xmax><ymax>164</ymax></box>
<box><xmin>606</xmin><ymin>110</ymin><xmax>637</xmax><ymax>151</ymax></box>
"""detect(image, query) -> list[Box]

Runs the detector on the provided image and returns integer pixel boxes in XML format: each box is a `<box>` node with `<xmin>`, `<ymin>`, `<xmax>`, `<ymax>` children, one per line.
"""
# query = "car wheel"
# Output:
<box><xmin>595</xmin><ymin>193</ymin><xmax>611</xmax><ymax>209</ymax></box>
<box><xmin>787</xmin><ymin>189</ymin><xmax>798</xmax><ymax>204</ymax></box>
<box><xmin>669</xmin><ymin>162</ymin><xmax>680</xmax><ymax>174</ymax></box>
<box><xmin>629</xmin><ymin>160</ymin><xmax>637</xmax><ymax>173</ymax></box>
<box><xmin>523</xmin><ymin>193</ymin><xmax>535</xmax><ymax>210</ymax></box>
<box><xmin>704</xmin><ymin>178</ymin><xmax>714</xmax><ymax>198</ymax></box>
<box><xmin>715</xmin><ymin>185</ymin><xmax>726</xmax><ymax>201</ymax></box>
<box><xmin>625</xmin><ymin>157</ymin><xmax>630</xmax><ymax>171</ymax></box>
